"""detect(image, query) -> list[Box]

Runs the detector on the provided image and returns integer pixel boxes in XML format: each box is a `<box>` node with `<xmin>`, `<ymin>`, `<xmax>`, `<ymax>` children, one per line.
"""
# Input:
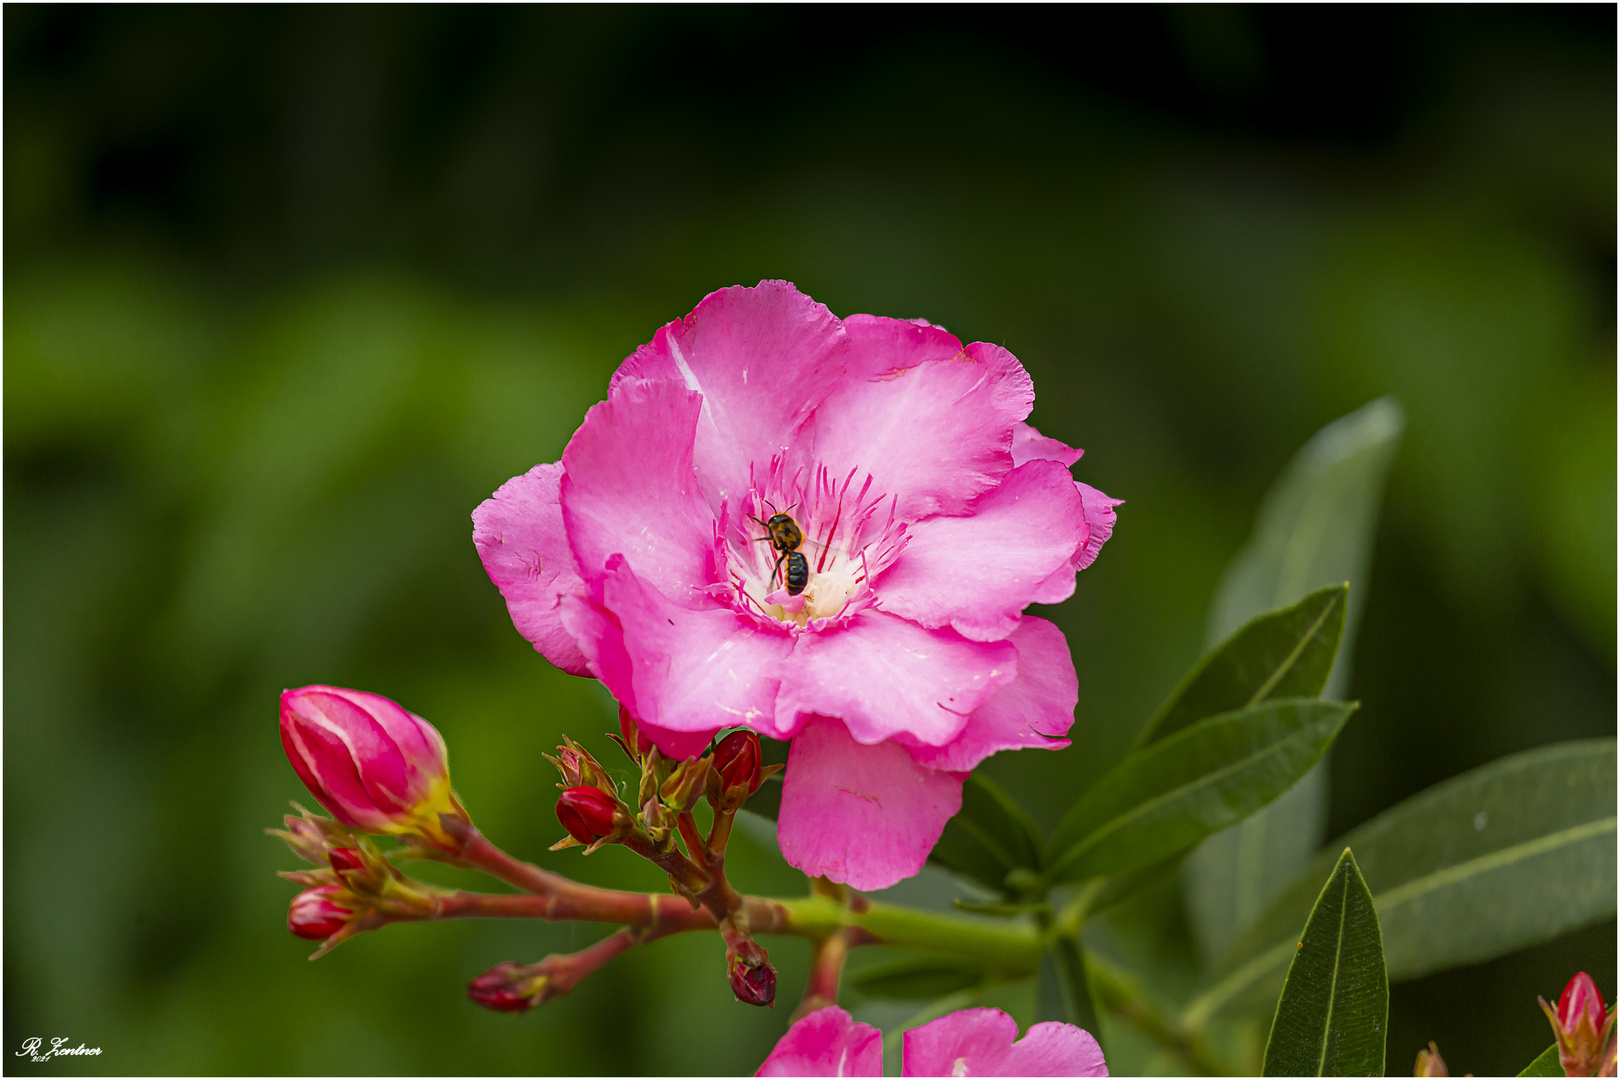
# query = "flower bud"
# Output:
<box><xmin>619</xmin><ymin>704</ymin><xmax>654</xmax><ymax>759</ymax></box>
<box><xmin>328</xmin><ymin>847</ymin><xmax>365</xmax><ymax>874</ymax></box>
<box><xmin>544</xmin><ymin>737</ymin><xmax>613</xmax><ymax>791</ymax></box>
<box><xmin>467</xmin><ymin>961</ymin><xmax>549</xmax><ymax>1013</ymax></box>
<box><xmin>727</xmin><ymin>938</ymin><xmax>777</xmax><ymax>1007</ymax></box>
<box><xmin>1414</xmin><ymin>1042</ymin><xmax>1448</xmax><ymax>1077</ymax></box>
<box><xmin>288</xmin><ymin>884</ymin><xmax>353</xmax><ymax>941</ymax></box>
<box><xmin>1541</xmin><ymin>972</ymin><xmax>1616</xmax><ymax>1077</ymax></box>
<box><xmin>556</xmin><ymin>786</ymin><xmax>620</xmax><ymax>844</ymax></box>
<box><xmin>659</xmin><ymin>756</ymin><xmax>712</xmax><ymax>814</ymax></box>
<box><xmin>280</xmin><ymin>686</ymin><xmax>467</xmax><ymax>846</ymax></box>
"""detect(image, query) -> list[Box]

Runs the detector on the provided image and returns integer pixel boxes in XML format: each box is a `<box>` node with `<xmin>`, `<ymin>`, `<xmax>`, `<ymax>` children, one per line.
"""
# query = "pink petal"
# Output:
<box><xmin>559</xmin><ymin>555</ymin><xmax>794</xmax><ymax>758</ymax></box>
<box><xmin>314</xmin><ymin>686</ymin><xmax>448</xmax><ymax>792</ymax></box>
<box><xmin>772</xmin><ymin>611</ymin><xmax>1017</xmax><ymax>748</ymax></box>
<box><xmin>804</xmin><ymin>318</ymin><xmax>1034</xmax><ymax>520</ymax></box>
<box><xmin>901</xmin><ymin>1008</ymin><xmax>1107</xmax><ymax>1077</ymax></box>
<box><xmin>560</xmin><ymin>378</ymin><xmax>720</xmax><ymax>598</ymax></box>
<box><xmin>473</xmin><ymin>462</ymin><xmax>591</xmax><ymax>676</ymax></box>
<box><xmin>902</xmin><ymin>616</ymin><xmax>1076</xmax><ymax>773</ymax></box>
<box><xmin>756</xmin><ymin>1006</ymin><xmax>883</xmax><ymax>1077</ymax></box>
<box><xmin>1011</xmin><ymin>421</ymin><xmax>1081</xmax><ymax>468</ymax></box>
<box><xmin>777</xmin><ymin>716</ymin><xmax>966</xmax><ymax>890</ymax></box>
<box><xmin>876</xmin><ymin>461</ymin><xmax>1089</xmax><ymax>642</ymax></box>
<box><xmin>611</xmin><ymin>281</ymin><xmax>850</xmax><ymax>505</ymax></box>
<box><xmin>1074</xmin><ymin>482</ymin><xmax>1121</xmax><ymax>571</ymax></box>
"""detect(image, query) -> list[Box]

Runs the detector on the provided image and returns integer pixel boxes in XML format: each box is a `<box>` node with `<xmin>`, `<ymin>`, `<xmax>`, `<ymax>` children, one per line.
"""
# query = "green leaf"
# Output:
<box><xmin>929</xmin><ymin>773</ymin><xmax>1045</xmax><ymax>896</ymax></box>
<box><xmin>1048</xmin><ymin>699</ymin><xmax>1356</xmax><ymax>885</ymax></box>
<box><xmin>1186</xmin><ymin>398</ymin><xmax>1404</xmax><ymax>964</ymax></box>
<box><xmin>1136</xmin><ymin>583</ymin><xmax>1348</xmax><ymax>748</ymax></box>
<box><xmin>1262</xmin><ymin>849</ymin><xmax>1388</xmax><ymax>1077</ymax></box>
<box><xmin>1518</xmin><ymin>1044</ymin><xmax>1563</xmax><ymax>1077</ymax></box>
<box><xmin>741</xmin><ymin>773</ymin><xmax>782</xmax><ymax>821</ymax></box>
<box><xmin>847</xmin><ymin>955</ymin><xmax>989</xmax><ymax>1001</ymax></box>
<box><xmin>1036</xmin><ymin>937</ymin><xmax>1101</xmax><ymax>1036</ymax></box>
<box><xmin>1185</xmin><ymin>739</ymin><xmax>1618</xmax><ymax>1028</ymax></box>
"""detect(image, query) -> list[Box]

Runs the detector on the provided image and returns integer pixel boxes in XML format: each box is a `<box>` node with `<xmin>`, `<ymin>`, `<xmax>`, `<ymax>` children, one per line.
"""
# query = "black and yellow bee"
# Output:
<box><xmin>748</xmin><ymin>502</ymin><xmax>811</xmax><ymax>596</ymax></box>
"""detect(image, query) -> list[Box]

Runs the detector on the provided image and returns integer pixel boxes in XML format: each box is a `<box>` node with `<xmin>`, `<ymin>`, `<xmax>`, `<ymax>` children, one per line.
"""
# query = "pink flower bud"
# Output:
<box><xmin>556</xmin><ymin>787</ymin><xmax>619</xmax><ymax>843</ymax></box>
<box><xmin>1414</xmin><ymin>1041</ymin><xmax>1449</xmax><ymax>1077</ymax></box>
<box><xmin>619</xmin><ymin>704</ymin><xmax>654</xmax><ymax>758</ymax></box>
<box><xmin>1541</xmin><ymin>972</ymin><xmax>1617</xmax><ymax>1077</ymax></box>
<box><xmin>714</xmin><ymin>730</ymin><xmax>763</xmax><ymax>796</ymax></box>
<box><xmin>728</xmin><ymin>938</ymin><xmax>776</xmax><ymax>1007</ymax></box>
<box><xmin>288</xmin><ymin>884</ymin><xmax>353</xmax><ymax>941</ymax></box>
<box><xmin>280</xmin><ymin>686</ymin><xmax>465</xmax><ymax>844</ymax></box>
<box><xmin>467</xmin><ymin>961</ymin><xmax>548</xmax><ymax>1013</ymax></box>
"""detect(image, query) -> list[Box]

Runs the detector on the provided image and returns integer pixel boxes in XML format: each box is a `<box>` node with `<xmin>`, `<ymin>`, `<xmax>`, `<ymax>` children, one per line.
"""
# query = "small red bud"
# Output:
<box><xmin>713</xmin><ymin>730</ymin><xmax>762</xmax><ymax>795</ymax></box>
<box><xmin>727</xmin><ymin>938</ymin><xmax>777</xmax><ymax>1007</ymax></box>
<box><xmin>619</xmin><ymin>705</ymin><xmax>654</xmax><ymax>757</ymax></box>
<box><xmin>556</xmin><ymin>786</ymin><xmax>619</xmax><ymax>843</ymax></box>
<box><xmin>288</xmin><ymin>884</ymin><xmax>353</xmax><ymax>941</ymax></box>
<box><xmin>467</xmin><ymin>961</ymin><xmax>545</xmax><ymax>1013</ymax></box>
<box><xmin>328</xmin><ymin>847</ymin><xmax>365</xmax><ymax>874</ymax></box>
<box><xmin>1541</xmin><ymin>972</ymin><xmax>1616</xmax><ymax>1078</ymax></box>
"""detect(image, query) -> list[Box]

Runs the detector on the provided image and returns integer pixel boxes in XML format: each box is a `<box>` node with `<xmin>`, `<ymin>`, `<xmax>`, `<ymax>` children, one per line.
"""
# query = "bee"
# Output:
<box><xmin>747</xmin><ymin>501</ymin><xmax>804</xmax><ymax>555</ymax></box>
<box><xmin>781</xmin><ymin>550</ymin><xmax>809</xmax><ymax>596</ymax></box>
<box><xmin>748</xmin><ymin>501</ymin><xmax>811</xmax><ymax>596</ymax></box>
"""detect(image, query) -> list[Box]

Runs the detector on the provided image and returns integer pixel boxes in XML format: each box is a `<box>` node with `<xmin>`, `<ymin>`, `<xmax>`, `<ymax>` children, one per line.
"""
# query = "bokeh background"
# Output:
<box><xmin>5</xmin><ymin>6</ymin><xmax>1614</xmax><ymax>1075</ymax></box>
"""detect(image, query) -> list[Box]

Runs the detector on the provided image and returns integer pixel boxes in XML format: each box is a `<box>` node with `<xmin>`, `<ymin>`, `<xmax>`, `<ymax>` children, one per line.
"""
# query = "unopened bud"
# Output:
<box><xmin>545</xmin><ymin>737</ymin><xmax>614</xmax><ymax>791</ymax></box>
<box><xmin>1541</xmin><ymin>972</ymin><xmax>1616</xmax><ymax>1077</ymax></box>
<box><xmin>467</xmin><ymin>961</ymin><xmax>549</xmax><ymax>1013</ymax></box>
<box><xmin>328</xmin><ymin>847</ymin><xmax>366</xmax><ymax>874</ymax></box>
<box><xmin>1414</xmin><ymin>1042</ymin><xmax>1448</xmax><ymax>1077</ymax></box>
<box><xmin>727</xmin><ymin>938</ymin><xmax>777</xmax><ymax>1007</ymax></box>
<box><xmin>659</xmin><ymin>756</ymin><xmax>711</xmax><ymax>814</ymax></box>
<box><xmin>279</xmin><ymin>686</ymin><xmax>467</xmax><ymax>847</ymax></box>
<box><xmin>288</xmin><ymin>884</ymin><xmax>353</xmax><ymax>941</ymax></box>
<box><xmin>619</xmin><ymin>704</ymin><xmax>654</xmax><ymax>759</ymax></box>
<box><xmin>556</xmin><ymin>786</ymin><xmax>620</xmax><ymax>844</ymax></box>
<box><xmin>710</xmin><ymin>730</ymin><xmax>767</xmax><ymax>811</ymax></box>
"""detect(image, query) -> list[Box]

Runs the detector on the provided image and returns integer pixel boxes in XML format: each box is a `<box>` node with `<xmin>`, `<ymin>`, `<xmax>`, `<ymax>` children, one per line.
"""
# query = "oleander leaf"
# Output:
<box><xmin>1185</xmin><ymin>739</ymin><xmax>1618</xmax><ymax>1028</ymax></box>
<box><xmin>1517</xmin><ymin>1044</ymin><xmax>1563</xmax><ymax>1076</ymax></box>
<box><xmin>929</xmin><ymin>772</ymin><xmax>1045</xmax><ymax>897</ymax></box>
<box><xmin>1136</xmin><ymin>583</ymin><xmax>1348</xmax><ymax>748</ymax></box>
<box><xmin>1261</xmin><ymin>848</ymin><xmax>1388</xmax><ymax>1077</ymax></box>
<box><xmin>1186</xmin><ymin>398</ymin><xmax>1404</xmax><ymax>964</ymax></box>
<box><xmin>1048</xmin><ymin>698</ymin><xmax>1355</xmax><ymax>885</ymax></box>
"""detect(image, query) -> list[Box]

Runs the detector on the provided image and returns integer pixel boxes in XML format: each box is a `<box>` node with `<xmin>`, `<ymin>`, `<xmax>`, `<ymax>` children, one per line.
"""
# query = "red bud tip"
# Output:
<box><xmin>288</xmin><ymin>884</ymin><xmax>353</xmax><ymax>941</ymax></box>
<box><xmin>1561</xmin><ymin>973</ymin><xmax>1609</xmax><ymax>1032</ymax></box>
<box><xmin>467</xmin><ymin>961</ymin><xmax>545</xmax><ymax>1013</ymax></box>
<box><xmin>619</xmin><ymin>705</ymin><xmax>654</xmax><ymax>757</ymax></box>
<box><xmin>727</xmin><ymin>938</ymin><xmax>776</xmax><ymax>1007</ymax></box>
<box><xmin>556</xmin><ymin>786</ymin><xmax>619</xmax><ymax>843</ymax></box>
<box><xmin>328</xmin><ymin>847</ymin><xmax>365</xmax><ymax>874</ymax></box>
<box><xmin>1542</xmin><ymin>972</ymin><xmax>1616</xmax><ymax>1078</ymax></box>
<box><xmin>713</xmin><ymin>730</ymin><xmax>763</xmax><ymax>795</ymax></box>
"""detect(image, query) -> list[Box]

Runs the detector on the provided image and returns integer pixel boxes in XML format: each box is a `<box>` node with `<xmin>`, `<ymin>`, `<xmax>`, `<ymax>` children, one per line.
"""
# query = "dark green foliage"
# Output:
<box><xmin>1262</xmin><ymin>849</ymin><xmax>1388</xmax><ymax>1077</ymax></box>
<box><xmin>1517</xmin><ymin>1044</ymin><xmax>1563</xmax><ymax>1076</ymax></box>
<box><xmin>929</xmin><ymin>773</ymin><xmax>1045</xmax><ymax>897</ymax></box>
<box><xmin>1137</xmin><ymin>583</ymin><xmax>1347</xmax><ymax>748</ymax></box>
<box><xmin>1049</xmin><ymin>699</ymin><xmax>1356</xmax><ymax>884</ymax></box>
<box><xmin>846</xmin><ymin>955</ymin><xmax>991</xmax><ymax>1001</ymax></box>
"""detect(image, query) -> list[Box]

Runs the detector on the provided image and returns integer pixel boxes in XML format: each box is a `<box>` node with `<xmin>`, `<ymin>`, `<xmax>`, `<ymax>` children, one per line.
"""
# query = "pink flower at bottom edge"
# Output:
<box><xmin>757</xmin><ymin>1007</ymin><xmax>1107</xmax><ymax>1077</ymax></box>
<box><xmin>473</xmin><ymin>281</ymin><xmax>1118</xmax><ymax>891</ymax></box>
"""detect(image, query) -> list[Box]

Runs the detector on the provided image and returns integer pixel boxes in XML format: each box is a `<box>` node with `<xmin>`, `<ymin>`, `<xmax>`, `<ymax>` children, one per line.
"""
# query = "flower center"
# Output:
<box><xmin>724</xmin><ymin>459</ymin><xmax>907</xmax><ymax>629</ymax></box>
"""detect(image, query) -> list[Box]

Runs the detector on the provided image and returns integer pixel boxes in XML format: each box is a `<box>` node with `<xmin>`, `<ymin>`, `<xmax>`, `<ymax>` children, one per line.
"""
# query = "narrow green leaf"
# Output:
<box><xmin>1185</xmin><ymin>739</ymin><xmax>1618</xmax><ymax>1028</ymax></box>
<box><xmin>1262</xmin><ymin>848</ymin><xmax>1388</xmax><ymax>1077</ymax></box>
<box><xmin>1048</xmin><ymin>699</ymin><xmax>1356</xmax><ymax>884</ymax></box>
<box><xmin>1186</xmin><ymin>398</ymin><xmax>1404</xmax><ymax>964</ymax></box>
<box><xmin>1036</xmin><ymin>938</ymin><xmax>1101</xmax><ymax>1036</ymax></box>
<box><xmin>848</xmin><ymin>955</ymin><xmax>989</xmax><ymax>1001</ymax></box>
<box><xmin>1137</xmin><ymin>583</ymin><xmax>1348</xmax><ymax>748</ymax></box>
<box><xmin>1517</xmin><ymin>1043</ymin><xmax>1563</xmax><ymax>1076</ymax></box>
<box><xmin>929</xmin><ymin>773</ymin><xmax>1045</xmax><ymax>896</ymax></box>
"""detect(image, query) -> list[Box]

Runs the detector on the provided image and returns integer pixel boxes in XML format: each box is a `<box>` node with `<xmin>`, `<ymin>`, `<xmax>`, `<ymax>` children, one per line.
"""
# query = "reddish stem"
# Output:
<box><xmin>792</xmin><ymin>927</ymin><xmax>852</xmax><ymax>1022</ymax></box>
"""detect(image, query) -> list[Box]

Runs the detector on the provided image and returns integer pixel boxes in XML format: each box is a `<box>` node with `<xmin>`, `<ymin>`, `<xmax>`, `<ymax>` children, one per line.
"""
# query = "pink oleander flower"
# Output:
<box><xmin>280</xmin><ymin>685</ymin><xmax>466</xmax><ymax>847</ymax></box>
<box><xmin>756</xmin><ymin>1006</ymin><xmax>1107</xmax><ymax>1077</ymax></box>
<box><xmin>474</xmin><ymin>281</ymin><xmax>1118</xmax><ymax>890</ymax></box>
<box><xmin>1540</xmin><ymin>971</ymin><xmax>1617</xmax><ymax>1077</ymax></box>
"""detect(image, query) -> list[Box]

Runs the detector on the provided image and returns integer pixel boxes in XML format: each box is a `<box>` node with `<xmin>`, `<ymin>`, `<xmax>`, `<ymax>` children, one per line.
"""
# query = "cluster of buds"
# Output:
<box><xmin>1540</xmin><ymin>972</ymin><xmax>1617</xmax><ymax>1078</ymax></box>
<box><xmin>272</xmin><ymin>805</ymin><xmax>456</xmax><ymax>957</ymax></box>
<box><xmin>544</xmin><ymin>710</ymin><xmax>784</xmax><ymax>1005</ymax></box>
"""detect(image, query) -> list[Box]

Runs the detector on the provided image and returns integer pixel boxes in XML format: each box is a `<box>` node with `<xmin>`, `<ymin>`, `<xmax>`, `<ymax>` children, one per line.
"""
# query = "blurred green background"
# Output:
<box><xmin>5</xmin><ymin>6</ymin><xmax>1614</xmax><ymax>1075</ymax></box>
